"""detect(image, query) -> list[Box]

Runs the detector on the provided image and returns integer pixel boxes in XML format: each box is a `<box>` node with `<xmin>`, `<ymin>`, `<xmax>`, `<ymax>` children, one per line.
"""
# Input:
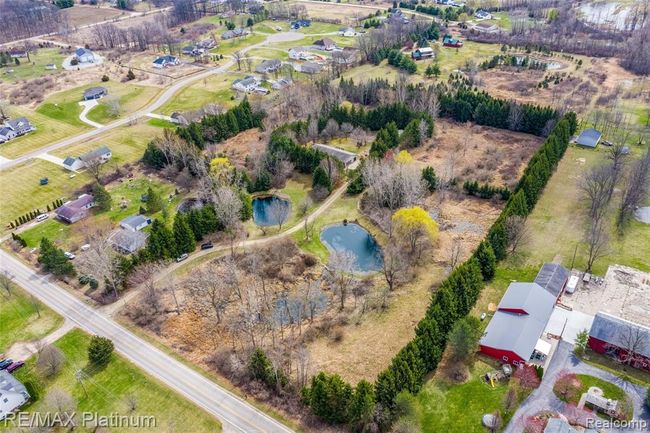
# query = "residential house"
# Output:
<box><xmin>80</xmin><ymin>145</ymin><xmax>112</xmax><ymax>166</ymax></box>
<box><xmin>75</xmin><ymin>47</ymin><xmax>96</xmax><ymax>63</ymax></box>
<box><xmin>288</xmin><ymin>47</ymin><xmax>315</xmax><ymax>61</ymax></box>
<box><xmin>0</xmin><ymin>127</ymin><xmax>17</xmax><ymax>143</ymax></box>
<box><xmin>290</xmin><ymin>19</ymin><xmax>311</xmax><ymax>29</ymax></box>
<box><xmin>55</xmin><ymin>194</ymin><xmax>95</xmax><ymax>224</ymax></box>
<box><xmin>313</xmin><ymin>38</ymin><xmax>336</xmax><ymax>51</ymax></box>
<box><xmin>339</xmin><ymin>27</ymin><xmax>356</xmax><ymax>37</ymax></box>
<box><xmin>222</xmin><ymin>28</ymin><xmax>249</xmax><ymax>40</ymax></box>
<box><xmin>232</xmin><ymin>76</ymin><xmax>260</xmax><ymax>93</ymax></box>
<box><xmin>295</xmin><ymin>62</ymin><xmax>323</xmax><ymax>74</ymax></box>
<box><xmin>0</xmin><ymin>117</ymin><xmax>35</xmax><ymax>143</ymax></box>
<box><xmin>255</xmin><ymin>59</ymin><xmax>282</xmax><ymax>74</ymax></box>
<box><xmin>412</xmin><ymin>47</ymin><xmax>435</xmax><ymax>60</ymax></box>
<box><xmin>472</xmin><ymin>22</ymin><xmax>499</xmax><ymax>33</ymax></box>
<box><xmin>575</xmin><ymin>128</ymin><xmax>602</xmax><ymax>148</ymax></box>
<box><xmin>271</xmin><ymin>78</ymin><xmax>292</xmax><ymax>90</ymax></box>
<box><xmin>62</xmin><ymin>156</ymin><xmax>85</xmax><ymax>171</ymax></box>
<box><xmin>198</xmin><ymin>38</ymin><xmax>216</xmax><ymax>49</ymax></box>
<box><xmin>479</xmin><ymin>276</ymin><xmax>560</xmax><ymax>366</ymax></box>
<box><xmin>109</xmin><ymin>229</ymin><xmax>148</xmax><ymax>254</ymax></box>
<box><xmin>8</xmin><ymin>48</ymin><xmax>27</xmax><ymax>58</ymax></box>
<box><xmin>332</xmin><ymin>48</ymin><xmax>358</xmax><ymax>65</ymax></box>
<box><xmin>152</xmin><ymin>55</ymin><xmax>180</xmax><ymax>69</ymax></box>
<box><xmin>120</xmin><ymin>214</ymin><xmax>152</xmax><ymax>232</ymax></box>
<box><xmin>45</xmin><ymin>63</ymin><xmax>57</xmax><ymax>70</ymax></box>
<box><xmin>83</xmin><ymin>86</ymin><xmax>108</xmax><ymax>100</ymax></box>
<box><xmin>443</xmin><ymin>34</ymin><xmax>463</xmax><ymax>48</ymax></box>
<box><xmin>475</xmin><ymin>10</ymin><xmax>492</xmax><ymax>20</ymax></box>
<box><xmin>313</xmin><ymin>144</ymin><xmax>357</xmax><ymax>168</ymax></box>
<box><xmin>588</xmin><ymin>312</ymin><xmax>650</xmax><ymax>372</ymax></box>
<box><xmin>170</xmin><ymin>112</ymin><xmax>188</xmax><ymax>125</ymax></box>
<box><xmin>0</xmin><ymin>370</ymin><xmax>30</xmax><ymax>421</ymax></box>
<box><xmin>181</xmin><ymin>45</ymin><xmax>201</xmax><ymax>56</ymax></box>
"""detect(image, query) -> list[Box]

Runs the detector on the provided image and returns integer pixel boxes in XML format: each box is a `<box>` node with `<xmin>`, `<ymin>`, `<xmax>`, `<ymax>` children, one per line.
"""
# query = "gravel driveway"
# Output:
<box><xmin>504</xmin><ymin>341</ymin><xmax>649</xmax><ymax>433</ymax></box>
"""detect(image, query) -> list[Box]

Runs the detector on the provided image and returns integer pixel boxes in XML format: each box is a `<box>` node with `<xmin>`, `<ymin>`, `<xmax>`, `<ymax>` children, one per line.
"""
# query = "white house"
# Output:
<box><xmin>232</xmin><ymin>76</ymin><xmax>268</xmax><ymax>94</ymax></box>
<box><xmin>0</xmin><ymin>127</ymin><xmax>17</xmax><ymax>143</ymax></box>
<box><xmin>338</xmin><ymin>27</ymin><xmax>356</xmax><ymax>37</ymax></box>
<box><xmin>288</xmin><ymin>47</ymin><xmax>315</xmax><ymax>61</ymax></box>
<box><xmin>75</xmin><ymin>47</ymin><xmax>96</xmax><ymax>63</ymax></box>
<box><xmin>120</xmin><ymin>215</ymin><xmax>152</xmax><ymax>232</ymax></box>
<box><xmin>0</xmin><ymin>117</ymin><xmax>35</xmax><ymax>143</ymax></box>
<box><xmin>63</xmin><ymin>146</ymin><xmax>112</xmax><ymax>171</ymax></box>
<box><xmin>0</xmin><ymin>371</ymin><xmax>30</xmax><ymax>421</ymax></box>
<box><xmin>152</xmin><ymin>55</ymin><xmax>180</xmax><ymax>69</ymax></box>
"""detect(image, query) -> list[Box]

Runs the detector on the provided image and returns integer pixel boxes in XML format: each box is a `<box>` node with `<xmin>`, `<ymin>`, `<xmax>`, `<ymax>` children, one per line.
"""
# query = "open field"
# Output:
<box><xmin>297</xmin><ymin>22</ymin><xmax>342</xmax><ymax>34</ymax></box>
<box><xmin>213</xmin><ymin>33</ymin><xmax>267</xmax><ymax>56</ymax></box>
<box><xmin>86</xmin><ymin>82</ymin><xmax>161</xmax><ymax>124</ymax></box>
<box><xmin>13</xmin><ymin>329</ymin><xmax>222</xmax><ymax>433</ymax></box>
<box><xmin>0</xmin><ymin>283</ymin><xmax>63</xmax><ymax>353</ymax></box>
<box><xmin>0</xmin><ymin>106</ymin><xmax>88</xmax><ymax>159</ymax></box>
<box><xmin>434</xmin><ymin>40</ymin><xmax>503</xmax><ymax>77</ymax></box>
<box><xmin>158</xmin><ymin>72</ymin><xmax>242</xmax><ymax>114</ymax></box>
<box><xmin>295</xmin><ymin>1</ymin><xmax>379</xmax><ymax>21</ymax></box>
<box><xmin>517</xmin><ymin>145</ymin><xmax>650</xmax><ymax>275</ymax></box>
<box><xmin>247</xmin><ymin>48</ymin><xmax>290</xmax><ymax>61</ymax></box>
<box><xmin>61</xmin><ymin>5</ymin><xmax>125</xmax><ymax>27</ymax></box>
<box><xmin>0</xmin><ymin>48</ymin><xmax>66</xmax><ymax>82</ymax></box>
<box><xmin>0</xmin><ymin>160</ymin><xmax>91</xmax><ymax>225</ymax></box>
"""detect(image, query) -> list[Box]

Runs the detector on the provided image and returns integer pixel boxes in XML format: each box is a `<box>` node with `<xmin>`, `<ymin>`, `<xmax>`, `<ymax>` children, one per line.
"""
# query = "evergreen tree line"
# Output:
<box><xmin>302</xmin><ymin>112</ymin><xmax>577</xmax><ymax>429</ymax></box>
<box><xmin>398</xmin><ymin>1</ymin><xmax>472</xmax><ymax>21</ymax></box>
<box><xmin>268</xmin><ymin>122</ymin><xmax>327</xmax><ymax>174</ymax></box>
<box><xmin>372</xmin><ymin>48</ymin><xmax>418</xmax><ymax>73</ymax></box>
<box><xmin>337</xmin><ymin>77</ymin><xmax>392</xmax><ymax>106</ymax></box>
<box><xmin>10</xmin><ymin>199</ymin><xmax>63</xmax><ymax>229</ymax></box>
<box><xmin>321</xmin><ymin>102</ymin><xmax>434</xmax><ymax>134</ymax></box>
<box><xmin>439</xmin><ymin>77</ymin><xmax>558</xmax><ymax>136</ymax></box>
<box><xmin>38</xmin><ymin>238</ymin><xmax>75</xmax><ymax>277</ymax></box>
<box><xmin>479</xmin><ymin>54</ymin><xmax>548</xmax><ymax>71</ymax></box>
<box><xmin>175</xmin><ymin>99</ymin><xmax>264</xmax><ymax>149</ymax></box>
<box><xmin>463</xmin><ymin>181</ymin><xmax>511</xmax><ymax>200</ymax></box>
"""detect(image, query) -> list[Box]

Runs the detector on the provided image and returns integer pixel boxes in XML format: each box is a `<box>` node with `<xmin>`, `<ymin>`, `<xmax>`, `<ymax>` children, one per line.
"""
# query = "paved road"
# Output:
<box><xmin>504</xmin><ymin>341</ymin><xmax>649</xmax><ymax>433</ymax></box>
<box><xmin>0</xmin><ymin>250</ymin><xmax>295</xmax><ymax>433</ymax></box>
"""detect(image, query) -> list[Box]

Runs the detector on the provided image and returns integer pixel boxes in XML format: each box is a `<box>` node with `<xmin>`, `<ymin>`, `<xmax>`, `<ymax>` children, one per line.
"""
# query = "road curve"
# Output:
<box><xmin>0</xmin><ymin>250</ymin><xmax>295</xmax><ymax>433</ymax></box>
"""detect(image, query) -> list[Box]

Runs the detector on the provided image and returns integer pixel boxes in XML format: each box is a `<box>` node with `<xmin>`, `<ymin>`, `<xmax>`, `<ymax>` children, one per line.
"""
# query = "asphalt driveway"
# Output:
<box><xmin>504</xmin><ymin>341</ymin><xmax>649</xmax><ymax>433</ymax></box>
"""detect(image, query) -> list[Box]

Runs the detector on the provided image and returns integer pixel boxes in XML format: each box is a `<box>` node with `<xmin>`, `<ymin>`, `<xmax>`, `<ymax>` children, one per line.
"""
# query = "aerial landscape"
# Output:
<box><xmin>0</xmin><ymin>0</ymin><xmax>649</xmax><ymax>432</ymax></box>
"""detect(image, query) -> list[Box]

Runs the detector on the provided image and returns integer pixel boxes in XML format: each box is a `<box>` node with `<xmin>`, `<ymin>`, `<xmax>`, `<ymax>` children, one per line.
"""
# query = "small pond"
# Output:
<box><xmin>252</xmin><ymin>195</ymin><xmax>292</xmax><ymax>226</ymax></box>
<box><xmin>320</xmin><ymin>223</ymin><xmax>383</xmax><ymax>272</ymax></box>
<box><xmin>634</xmin><ymin>207</ymin><xmax>650</xmax><ymax>224</ymax></box>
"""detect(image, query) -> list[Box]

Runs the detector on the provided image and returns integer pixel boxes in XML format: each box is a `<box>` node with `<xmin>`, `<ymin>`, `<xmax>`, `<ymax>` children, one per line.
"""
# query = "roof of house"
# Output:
<box><xmin>589</xmin><ymin>312</ymin><xmax>650</xmax><ymax>358</ymax></box>
<box><xmin>63</xmin><ymin>156</ymin><xmax>78</xmax><ymax>166</ymax></box>
<box><xmin>7</xmin><ymin>117</ymin><xmax>31</xmax><ymax>129</ymax></box>
<box><xmin>300</xmin><ymin>62</ymin><xmax>322</xmax><ymax>73</ymax></box>
<box><xmin>576</xmin><ymin>128</ymin><xmax>602</xmax><ymax>147</ymax></box>
<box><xmin>543</xmin><ymin>418</ymin><xmax>578</xmax><ymax>433</ymax></box>
<box><xmin>55</xmin><ymin>204</ymin><xmax>84</xmax><ymax>221</ymax></box>
<box><xmin>83</xmin><ymin>86</ymin><xmax>107</xmax><ymax>99</ymax></box>
<box><xmin>255</xmin><ymin>59</ymin><xmax>281</xmax><ymax>72</ymax></box>
<box><xmin>75</xmin><ymin>47</ymin><xmax>93</xmax><ymax>57</ymax></box>
<box><xmin>0</xmin><ymin>127</ymin><xmax>14</xmax><ymax>137</ymax></box>
<box><xmin>80</xmin><ymin>145</ymin><xmax>111</xmax><ymax>161</ymax></box>
<box><xmin>234</xmin><ymin>76</ymin><xmax>258</xmax><ymax>87</ymax></box>
<box><xmin>416</xmin><ymin>47</ymin><xmax>434</xmax><ymax>53</ymax></box>
<box><xmin>153</xmin><ymin>55</ymin><xmax>178</xmax><ymax>64</ymax></box>
<box><xmin>67</xmin><ymin>194</ymin><xmax>94</xmax><ymax>208</ymax></box>
<box><xmin>313</xmin><ymin>144</ymin><xmax>357</xmax><ymax>164</ymax></box>
<box><xmin>480</xmin><ymin>282</ymin><xmax>557</xmax><ymax>360</ymax></box>
<box><xmin>109</xmin><ymin>229</ymin><xmax>148</xmax><ymax>253</ymax></box>
<box><xmin>0</xmin><ymin>370</ymin><xmax>29</xmax><ymax>420</ymax></box>
<box><xmin>534</xmin><ymin>263</ymin><xmax>569</xmax><ymax>298</ymax></box>
<box><xmin>121</xmin><ymin>214</ymin><xmax>150</xmax><ymax>229</ymax></box>
<box><xmin>314</xmin><ymin>38</ymin><xmax>335</xmax><ymax>47</ymax></box>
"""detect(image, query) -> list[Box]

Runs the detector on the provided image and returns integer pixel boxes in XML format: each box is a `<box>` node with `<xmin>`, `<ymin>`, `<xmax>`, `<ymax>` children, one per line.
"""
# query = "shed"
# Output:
<box><xmin>120</xmin><ymin>215</ymin><xmax>152</xmax><ymax>232</ymax></box>
<box><xmin>575</xmin><ymin>128</ymin><xmax>602</xmax><ymax>148</ymax></box>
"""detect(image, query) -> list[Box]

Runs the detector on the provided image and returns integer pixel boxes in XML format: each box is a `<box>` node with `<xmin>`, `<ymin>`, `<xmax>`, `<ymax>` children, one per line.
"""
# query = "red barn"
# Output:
<box><xmin>588</xmin><ymin>312</ymin><xmax>650</xmax><ymax>372</ymax></box>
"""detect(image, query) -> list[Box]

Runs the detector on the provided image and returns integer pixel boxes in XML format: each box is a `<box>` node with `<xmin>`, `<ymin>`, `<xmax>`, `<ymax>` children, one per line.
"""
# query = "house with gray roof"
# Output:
<box><xmin>80</xmin><ymin>145</ymin><xmax>112</xmax><ymax>164</ymax></box>
<box><xmin>588</xmin><ymin>312</ymin><xmax>650</xmax><ymax>371</ymax></box>
<box><xmin>222</xmin><ymin>28</ymin><xmax>249</xmax><ymax>40</ymax></box>
<box><xmin>152</xmin><ymin>55</ymin><xmax>180</xmax><ymax>69</ymax></box>
<box><xmin>120</xmin><ymin>214</ymin><xmax>152</xmax><ymax>232</ymax></box>
<box><xmin>55</xmin><ymin>194</ymin><xmax>95</xmax><ymax>224</ymax></box>
<box><xmin>109</xmin><ymin>229</ymin><xmax>148</xmax><ymax>254</ymax></box>
<box><xmin>295</xmin><ymin>62</ymin><xmax>323</xmax><ymax>74</ymax></box>
<box><xmin>313</xmin><ymin>38</ymin><xmax>336</xmax><ymax>51</ymax></box>
<box><xmin>575</xmin><ymin>128</ymin><xmax>602</xmax><ymax>148</ymax></box>
<box><xmin>480</xmin><ymin>281</ymin><xmax>557</xmax><ymax>366</ymax></box>
<box><xmin>0</xmin><ymin>117</ymin><xmax>35</xmax><ymax>143</ymax></box>
<box><xmin>83</xmin><ymin>86</ymin><xmax>107</xmax><ymax>100</ymax></box>
<box><xmin>75</xmin><ymin>47</ymin><xmax>95</xmax><ymax>63</ymax></box>
<box><xmin>534</xmin><ymin>263</ymin><xmax>569</xmax><ymax>298</ymax></box>
<box><xmin>255</xmin><ymin>59</ymin><xmax>282</xmax><ymax>74</ymax></box>
<box><xmin>0</xmin><ymin>370</ymin><xmax>30</xmax><ymax>420</ymax></box>
<box><xmin>313</xmin><ymin>144</ymin><xmax>357</xmax><ymax>168</ymax></box>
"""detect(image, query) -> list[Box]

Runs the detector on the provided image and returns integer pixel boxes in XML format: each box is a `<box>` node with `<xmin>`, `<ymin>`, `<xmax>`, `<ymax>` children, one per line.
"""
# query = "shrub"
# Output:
<box><xmin>101</xmin><ymin>74</ymin><xmax>109</xmax><ymax>82</ymax></box>
<box><xmin>88</xmin><ymin>335</ymin><xmax>114</xmax><ymax>367</ymax></box>
<box><xmin>126</xmin><ymin>69</ymin><xmax>136</xmax><ymax>80</ymax></box>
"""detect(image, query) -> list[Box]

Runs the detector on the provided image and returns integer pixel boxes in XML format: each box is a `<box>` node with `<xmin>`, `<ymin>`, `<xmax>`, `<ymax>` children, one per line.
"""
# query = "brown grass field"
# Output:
<box><xmin>62</xmin><ymin>5</ymin><xmax>125</xmax><ymax>27</ymax></box>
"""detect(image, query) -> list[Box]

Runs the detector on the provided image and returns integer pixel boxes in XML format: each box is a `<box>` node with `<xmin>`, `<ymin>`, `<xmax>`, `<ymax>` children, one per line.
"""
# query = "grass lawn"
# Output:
<box><xmin>86</xmin><ymin>83</ymin><xmax>161</xmax><ymax>124</ymax></box>
<box><xmin>20</xmin><ymin>176</ymin><xmax>179</xmax><ymax>250</ymax></box>
<box><xmin>581</xmin><ymin>349</ymin><xmax>650</xmax><ymax>386</ymax></box>
<box><xmin>0</xmin><ymin>48</ymin><xmax>65</xmax><ymax>82</ymax></box>
<box><xmin>51</xmin><ymin>122</ymin><xmax>160</xmax><ymax>165</ymax></box>
<box><xmin>247</xmin><ymin>48</ymin><xmax>290</xmax><ymax>60</ymax></box>
<box><xmin>297</xmin><ymin>22</ymin><xmax>341</xmax><ymax>34</ymax></box>
<box><xmin>413</xmin><ymin>360</ymin><xmax>525</xmax><ymax>432</ymax></box>
<box><xmin>213</xmin><ymin>33</ymin><xmax>267</xmax><ymax>56</ymax></box>
<box><xmin>0</xmin><ymin>106</ymin><xmax>88</xmax><ymax>159</ymax></box>
<box><xmin>12</xmin><ymin>329</ymin><xmax>221</xmax><ymax>433</ymax></box>
<box><xmin>0</xmin><ymin>283</ymin><xmax>63</xmax><ymax>353</ymax></box>
<box><xmin>158</xmin><ymin>73</ymin><xmax>241</xmax><ymax>114</ymax></box>
<box><xmin>338</xmin><ymin>61</ymin><xmax>404</xmax><ymax>83</ymax></box>
<box><xmin>517</xmin><ymin>145</ymin><xmax>650</xmax><ymax>275</ymax></box>
<box><xmin>435</xmin><ymin>40</ymin><xmax>502</xmax><ymax>77</ymax></box>
<box><xmin>0</xmin><ymin>159</ymin><xmax>91</xmax><ymax>226</ymax></box>
<box><xmin>553</xmin><ymin>373</ymin><xmax>632</xmax><ymax>420</ymax></box>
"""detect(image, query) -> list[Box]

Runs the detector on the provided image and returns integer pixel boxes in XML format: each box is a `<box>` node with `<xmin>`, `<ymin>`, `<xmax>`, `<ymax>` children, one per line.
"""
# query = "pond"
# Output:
<box><xmin>252</xmin><ymin>195</ymin><xmax>292</xmax><ymax>226</ymax></box>
<box><xmin>634</xmin><ymin>207</ymin><xmax>650</xmax><ymax>224</ymax></box>
<box><xmin>320</xmin><ymin>223</ymin><xmax>383</xmax><ymax>272</ymax></box>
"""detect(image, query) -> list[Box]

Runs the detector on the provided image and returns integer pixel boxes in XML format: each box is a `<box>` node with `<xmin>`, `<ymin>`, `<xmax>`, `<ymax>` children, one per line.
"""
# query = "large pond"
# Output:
<box><xmin>320</xmin><ymin>223</ymin><xmax>383</xmax><ymax>272</ymax></box>
<box><xmin>252</xmin><ymin>195</ymin><xmax>292</xmax><ymax>226</ymax></box>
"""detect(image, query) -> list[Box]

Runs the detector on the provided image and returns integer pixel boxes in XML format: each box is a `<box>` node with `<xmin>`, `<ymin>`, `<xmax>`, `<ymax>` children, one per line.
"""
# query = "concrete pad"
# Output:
<box><xmin>35</xmin><ymin>153</ymin><xmax>66</xmax><ymax>167</ymax></box>
<box><xmin>545</xmin><ymin>307</ymin><xmax>594</xmax><ymax>344</ymax></box>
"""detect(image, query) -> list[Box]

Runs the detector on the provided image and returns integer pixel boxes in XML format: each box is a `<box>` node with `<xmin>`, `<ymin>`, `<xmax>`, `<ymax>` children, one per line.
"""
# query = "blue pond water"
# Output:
<box><xmin>252</xmin><ymin>195</ymin><xmax>291</xmax><ymax>226</ymax></box>
<box><xmin>320</xmin><ymin>223</ymin><xmax>383</xmax><ymax>272</ymax></box>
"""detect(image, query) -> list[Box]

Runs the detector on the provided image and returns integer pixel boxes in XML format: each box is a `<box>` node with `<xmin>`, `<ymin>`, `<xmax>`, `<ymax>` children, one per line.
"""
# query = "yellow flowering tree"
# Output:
<box><xmin>210</xmin><ymin>157</ymin><xmax>234</xmax><ymax>185</ymax></box>
<box><xmin>394</xmin><ymin>150</ymin><xmax>414</xmax><ymax>164</ymax></box>
<box><xmin>392</xmin><ymin>206</ymin><xmax>439</xmax><ymax>258</ymax></box>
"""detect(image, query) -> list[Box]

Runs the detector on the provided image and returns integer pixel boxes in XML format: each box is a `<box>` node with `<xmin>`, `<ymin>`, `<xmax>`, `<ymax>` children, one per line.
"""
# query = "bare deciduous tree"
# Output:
<box><xmin>268</xmin><ymin>199</ymin><xmax>290</xmax><ymax>231</ymax></box>
<box><xmin>505</xmin><ymin>215</ymin><xmax>530</xmax><ymax>254</ymax></box>
<box><xmin>381</xmin><ymin>244</ymin><xmax>410</xmax><ymax>291</ymax></box>
<box><xmin>580</xmin><ymin>164</ymin><xmax>613</xmax><ymax>221</ymax></box>
<box><xmin>0</xmin><ymin>270</ymin><xmax>13</xmax><ymax>298</ymax></box>
<box><xmin>37</xmin><ymin>344</ymin><xmax>65</xmax><ymax>378</ymax></box>
<box><xmin>617</xmin><ymin>325</ymin><xmax>648</xmax><ymax>366</ymax></box>
<box><xmin>323</xmin><ymin>250</ymin><xmax>357</xmax><ymax>311</ymax></box>
<box><xmin>584</xmin><ymin>217</ymin><xmax>609</xmax><ymax>273</ymax></box>
<box><xmin>618</xmin><ymin>149</ymin><xmax>650</xmax><ymax>230</ymax></box>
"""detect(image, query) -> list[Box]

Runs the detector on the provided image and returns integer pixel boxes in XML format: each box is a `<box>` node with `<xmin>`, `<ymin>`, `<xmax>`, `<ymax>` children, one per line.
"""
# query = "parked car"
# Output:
<box><xmin>80</xmin><ymin>244</ymin><xmax>91</xmax><ymax>251</ymax></box>
<box><xmin>200</xmin><ymin>242</ymin><xmax>214</xmax><ymax>250</ymax></box>
<box><xmin>36</xmin><ymin>214</ymin><xmax>49</xmax><ymax>222</ymax></box>
<box><xmin>64</xmin><ymin>251</ymin><xmax>76</xmax><ymax>260</ymax></box>
<box><xmin>0</xmin><ymin>359</ymin><xmax>14</xmax><ymax>370</ymax></box>
<box><xmin>176</xmin><ymin>253</ymin><xmax>188</xmax><ymax>262</ymax></box>
<box><xmin>6</xmin><ymin>361</ymin><xmax>24</xmax><ymax>373</ymax></box>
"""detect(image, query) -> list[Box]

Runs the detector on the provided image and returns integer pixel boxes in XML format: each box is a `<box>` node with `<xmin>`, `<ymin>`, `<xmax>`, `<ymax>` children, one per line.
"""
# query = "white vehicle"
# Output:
<box><xmin>36</xmin><ymin>214</ymin><xmax>49</xmax><ymax>222</ymax></box>
<box><xmin>64</xmin><ymin>251</ymin><xmax>76</xmax><ymax>260</ymax></box>
<box><xmin>176</xmin><ymin>253</ymin><xmax>188</xmax><ymax>262</ymax></box>
<box><xmin>80</xmin><ymin>244</ymin><xmax>91</xmax><ymax>251</ymax></box>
